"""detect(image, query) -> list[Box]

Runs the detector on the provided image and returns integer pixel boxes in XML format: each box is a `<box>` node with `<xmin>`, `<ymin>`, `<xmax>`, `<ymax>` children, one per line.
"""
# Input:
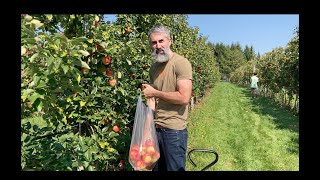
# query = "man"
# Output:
<box><xmin>142</xmin><ymin>25</ymin><xmax>192</xmax><ymax>171</ymax></box>
<box><xmin>250</xmin><ymin>72</ymin><xmax>259</xmax><ymax>98</ymax></box>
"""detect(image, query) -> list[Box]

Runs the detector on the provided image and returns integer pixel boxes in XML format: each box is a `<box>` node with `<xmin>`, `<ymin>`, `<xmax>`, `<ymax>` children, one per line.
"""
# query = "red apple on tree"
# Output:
<box><xmin>109</xmin><ymin>79</ymin><xmax>117</xmax><ymax>87</ymax></box>
<box><xmin>102</xmin><ymin>56</ymin><xmax>111</xmax><ymax>65</ymax></box>
<box><xmin>113</xmin><ymin>125</ymin><xmax>120</xmax><ymax>133</ymax></box>
<box><xmin>105</xmin><ymin>69</ymin><xmax>113</xmax><ymax>77</ymax></box>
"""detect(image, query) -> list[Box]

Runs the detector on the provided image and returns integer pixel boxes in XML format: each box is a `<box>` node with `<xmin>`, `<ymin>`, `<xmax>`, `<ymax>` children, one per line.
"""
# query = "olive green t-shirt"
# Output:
<box><xmin>150</xmin><ymin>52</ymin><xmax>192</xmax><ymax>130</ymax></box>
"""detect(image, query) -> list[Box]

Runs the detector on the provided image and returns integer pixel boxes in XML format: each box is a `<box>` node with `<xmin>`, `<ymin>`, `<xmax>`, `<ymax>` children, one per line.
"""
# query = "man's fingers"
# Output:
<box><xmin>141</xmin><ymin>84</ymin><xmax>149</xmax><ymax>90</ymax></box>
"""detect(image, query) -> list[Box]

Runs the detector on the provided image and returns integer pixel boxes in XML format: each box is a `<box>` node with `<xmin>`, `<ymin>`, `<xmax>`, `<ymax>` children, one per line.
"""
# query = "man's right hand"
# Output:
<box><xmin>142</xmin><ymin>84</ymin><xmax>157</xmax><ymax>98</ymax></box>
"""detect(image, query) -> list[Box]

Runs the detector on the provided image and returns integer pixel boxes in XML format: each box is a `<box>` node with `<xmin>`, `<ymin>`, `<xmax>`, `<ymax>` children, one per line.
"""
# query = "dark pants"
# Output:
<box><xmin>153</xmin><ymin>128</ymin><xmax>188</xmax><ymax>171</ymax></box>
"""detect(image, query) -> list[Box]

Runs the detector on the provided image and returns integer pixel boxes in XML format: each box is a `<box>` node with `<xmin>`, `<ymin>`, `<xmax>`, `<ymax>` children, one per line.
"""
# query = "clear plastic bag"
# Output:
<box><xmin>128</xmin><ymin>95</ymin><xmax>160</xmax><ymax>171</ymax></box>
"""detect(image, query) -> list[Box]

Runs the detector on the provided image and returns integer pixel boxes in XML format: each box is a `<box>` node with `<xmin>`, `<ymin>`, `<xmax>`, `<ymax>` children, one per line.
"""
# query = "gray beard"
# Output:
<box><xmin>151</xmin><ymin>48</ymin><xmax>170</xmax><ymax>63</ymax></box>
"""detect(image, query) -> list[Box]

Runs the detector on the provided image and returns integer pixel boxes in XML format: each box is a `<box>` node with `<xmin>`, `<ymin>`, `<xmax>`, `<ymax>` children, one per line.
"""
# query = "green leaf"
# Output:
<box><xmin>21</xmin><ymin>95</ymin><xmax>27</xmax><ymax>102</ymax></box>
<box><xmin>71</xmin><ymin>37</ymin><xmax>88</xmax><ymax>45</ymax></box>
<box><xmin>29</xmin><ymin>53</ymin><xmax>39</xmax><ymax>62</ymax></box>
<box><xmin>54</xmin><ymin>58</ymin><xmax>62</xmax><ymax>68</ymax></box>
<box><xmin>102</xmin><ymin>152</ymin><xmax>109</xmax><ymax>159</ymax></box>
<box><xmin>119</xmin><ymin>88</ymin><xmax>125</xmax><ymax>96</ymax></box>
<box><xmin>87</xmin><ymin>165</ymin><xmax>94</xmax><ymax>171</ymax></box>
<box><xmin>61</xmin><ymin>51</ymin><xmax>68</xmax><ymax>57</ymax></box>
<box><xmin>36</xmin><ymin>80</ymin><xmax>46</xmax><ymax>89</ymax></box>
<box><xmin>23</xmin><ymin>38</ymin><xmax>36</xmax><ymax>44</ymax></box>
<box><xmin>100</xmin><ymin>42</ymin><xmax>108</xmax><ymax>49</ymax></box>
<box><xmin>91</xmin><ymin>86</ymin><xmax>97</xmax><ymax>94</ymax></box>
<box><xmin>78</xmin><ymin>50</ymin><xmax>90</xmax><ymax>57</ymax></box>
<box><xmin>84</xmin><ymin>151</ymin><xmax>92</xmax><ymax>161</ymax></box>
<box><xmin>53</xmin><ymin>142</ymin><xmax>64</xmax><ymax>151</ymax></box>
<box><xmin>82</xmin><ymin>43</ymin><xmax>88</xmax><ymax>48</ymax></box>
<box><xmin>80</xmin><ymin>101</ymin><xmax>86</xmax><ymax>107</ymax></box>
<box><xmin>24</xmin><ymin>15</ymin><xmax>33</xmax><ymax>22</ymax></box>
<box><xmin>91</xmin><ymin>134</ymin><xmax>98</xmax><ymax>141</ymax></box>
<box><xmin>29</xmin><ymin>76</ymin><xmax>40</xmax><ymax>88</ymax></box>
<box><xmin>22</xmin><ymin>89</ymin><xmax>35</xmax><ymax>96</ymax></box>
<box><xmin>21</xmin><ymin>133</ymin><xmax>27</xmax><ymax>142</ymax></box>
<box><xmin>83</xmin><ymin>161</ymin><xmax>89</xmax><ymax>168</ymax></box>
<box><xmin>28</xmin><ymin>92</ymin><xmax>44</xmax><ymax>104</ymax></box>
<box><xmin>36</xmin><ymin>100</ymin><xmax>43</xmax><ymax>112</ymax></box>
<box><xmin>108</xmin><ymin>131</ymin><xmax>119</xmax><ymax>138</ymax></box>
<box><xmin>45</xmin><ymin>14</ymin><xmax>53</xmax><ymax>21</ymax></box>
<box><xmin>61</xmin><ymin>64</ymin><xmax>69</xmax><ymax>74</ymax></box>
<box><xmin>77</xmin><ymin>75</ymin><xmax>81</xmax><ymax>84</ymax></box>
<box><xmin>95</xmin><ymin>77</ymin><xmax>102</xmax><ymax>84</ymax></box>
<box><xmin>30</xmin><ymin>19</ymin><xmax>44</xmax><ymax>29</ymax></box>
<box><xmin>81</xmin><ymin>60</ymin><xmax>91</xmax><ymax>69</ymax></box>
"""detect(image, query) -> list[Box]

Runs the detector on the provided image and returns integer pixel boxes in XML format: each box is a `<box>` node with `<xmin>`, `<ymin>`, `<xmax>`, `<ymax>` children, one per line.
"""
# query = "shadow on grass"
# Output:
<box><xmin>240</xmin><ymin>88</ymin><xmax>299</xmax><ymax>153</ymax></box>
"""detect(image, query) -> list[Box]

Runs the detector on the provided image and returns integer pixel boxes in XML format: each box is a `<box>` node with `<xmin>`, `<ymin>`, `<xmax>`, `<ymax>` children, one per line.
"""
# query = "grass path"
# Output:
<box><xmin>186</xmin><ymin>82</ymin><xmax>299</xmax><ymax>171</ymax></box>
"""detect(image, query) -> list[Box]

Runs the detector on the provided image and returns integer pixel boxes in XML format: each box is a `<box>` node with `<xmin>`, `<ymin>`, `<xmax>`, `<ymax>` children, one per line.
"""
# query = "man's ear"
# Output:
<box><xmin>168</xmin><ymin>38</ymin><xmax>172</xmax><ymax>46</ymax></box>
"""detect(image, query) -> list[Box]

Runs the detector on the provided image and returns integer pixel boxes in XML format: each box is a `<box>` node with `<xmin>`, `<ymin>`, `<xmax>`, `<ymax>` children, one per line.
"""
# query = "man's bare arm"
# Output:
<box><xmin>142</xmin><ymin>79</ymin><xmax>192</xmax><ymax>105</ymax></box>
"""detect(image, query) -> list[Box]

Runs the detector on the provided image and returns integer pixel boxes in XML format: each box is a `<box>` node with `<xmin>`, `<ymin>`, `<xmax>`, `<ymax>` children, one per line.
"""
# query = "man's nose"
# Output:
<box><xmin>155</xmin><ymin>42</ymin><xmax>161</xmax><ymax>49</ymax></box>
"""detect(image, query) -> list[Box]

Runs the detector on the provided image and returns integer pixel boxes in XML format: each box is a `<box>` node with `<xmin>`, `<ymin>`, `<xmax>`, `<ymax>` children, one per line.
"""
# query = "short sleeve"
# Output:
<box><xmin>175</xmin><ymin>58</ymin><xmax>192</xmax><ymax>81</ymax></box>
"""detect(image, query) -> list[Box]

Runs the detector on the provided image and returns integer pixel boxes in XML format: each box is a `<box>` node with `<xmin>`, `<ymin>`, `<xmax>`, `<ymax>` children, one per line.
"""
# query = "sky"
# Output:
<box><xmin>104</xmin><ymin>14</ymin><xmax>299</xmax><ymax>55</ymax></box>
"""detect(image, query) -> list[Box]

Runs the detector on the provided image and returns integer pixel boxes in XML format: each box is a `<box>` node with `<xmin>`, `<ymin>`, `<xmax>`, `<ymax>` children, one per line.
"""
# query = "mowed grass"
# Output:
<box><xmin>186</xmin><ymin>82</ymin><xmax>299</xmax><ymax>171</ymax></box>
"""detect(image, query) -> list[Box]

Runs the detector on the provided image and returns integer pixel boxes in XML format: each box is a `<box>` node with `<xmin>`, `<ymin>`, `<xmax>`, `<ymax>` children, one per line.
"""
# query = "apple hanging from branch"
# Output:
<box><xmin>102</xmin><ymin>56</ymin><xmax>111</xmax><ymax>65</ymax></box>
<box><xmin>109</xmin><ymin>79</ymin><xmax>117</xmax><ymax>87</ymax></box>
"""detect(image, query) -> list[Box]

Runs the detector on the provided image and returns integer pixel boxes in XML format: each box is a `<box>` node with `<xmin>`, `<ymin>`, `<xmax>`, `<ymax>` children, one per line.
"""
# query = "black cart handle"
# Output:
<box><xmin>187</xmin><ymin>149</ymin><xmax>219</xmax><ymax>171</ymax></box>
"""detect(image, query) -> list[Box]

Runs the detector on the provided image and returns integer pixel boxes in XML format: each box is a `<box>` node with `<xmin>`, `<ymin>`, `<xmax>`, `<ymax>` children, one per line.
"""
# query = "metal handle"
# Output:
<box><xmin>187</xmin><ymin>149</ymin><xmax>219</xmax><ymax>171</ymax></box>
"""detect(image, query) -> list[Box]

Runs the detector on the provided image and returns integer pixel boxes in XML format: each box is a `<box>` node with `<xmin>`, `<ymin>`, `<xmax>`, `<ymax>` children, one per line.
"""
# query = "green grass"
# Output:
<box><xmin>186</xmin><ymin>82</ymin><xmax>299</xmax><ymax>171</ymax></box>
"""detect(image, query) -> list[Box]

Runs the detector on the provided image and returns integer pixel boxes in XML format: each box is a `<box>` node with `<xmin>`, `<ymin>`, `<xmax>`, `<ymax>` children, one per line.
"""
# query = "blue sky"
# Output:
<box><xmin>104</xmin><ymin>14</ymin><xmax>299</xmax><ymax>55</ymax></box>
